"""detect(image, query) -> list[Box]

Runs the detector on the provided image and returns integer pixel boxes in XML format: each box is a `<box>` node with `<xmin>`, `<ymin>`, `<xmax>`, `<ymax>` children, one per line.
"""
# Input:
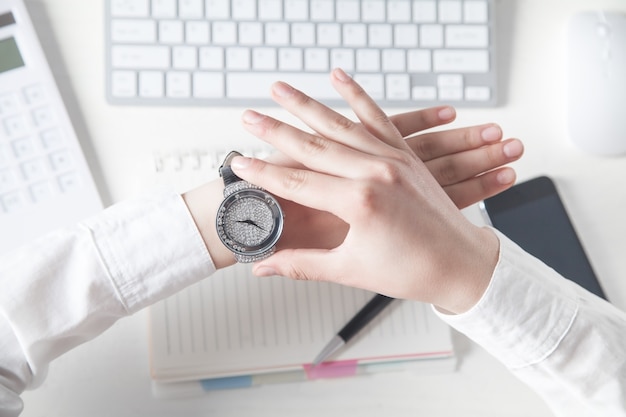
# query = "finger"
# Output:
<box><xmin>425</xmin><ymin>138</ymin><xmax>524</xmax><ymax>187</ymax></box>
<box><xmin>444</xmin><ymin>167</ymin><xmax>517</xmax><ymax>209</ymax></box>
<box><xmin>269</xmin><ymin>80</ymin><xmax>394</xmax><ymax>157</ymax></box>
<box><xmin>328</xmin><ymin>68</ymin><xmax>406</xmax><ymax>150</ymax></box>
<box><xmin>241</xmin><ymin>109</ymin><xmax>381</xmax><ymax>179</ymax></box>
<box><xmin>408</xmin><ymin>123</ymin><xmax>504</xmax><ymax>162</ymax></box>
<box><xmin>230</xmin><ymin>155</ymin><xmax>355</xmax><ymax>219</ymax></box>
<box><xmin>389</xmin><ymin>106</ymin><xmax>457</xmax><ymax>138</ymax></box>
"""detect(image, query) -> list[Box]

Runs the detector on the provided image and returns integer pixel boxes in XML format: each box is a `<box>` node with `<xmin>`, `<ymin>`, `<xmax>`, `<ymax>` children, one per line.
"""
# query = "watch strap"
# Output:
<box><xmin>219</xmin><ymin>150</ymin><xmax>244</xmax><ymax>187</ymax></box>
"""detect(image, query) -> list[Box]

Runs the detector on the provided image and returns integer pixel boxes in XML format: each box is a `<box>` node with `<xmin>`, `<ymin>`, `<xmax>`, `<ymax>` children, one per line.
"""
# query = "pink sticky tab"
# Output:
<box><xmin>303</xmin><ymin>360</ymin><xmax>359</xmax><ymax>380</ymax></box>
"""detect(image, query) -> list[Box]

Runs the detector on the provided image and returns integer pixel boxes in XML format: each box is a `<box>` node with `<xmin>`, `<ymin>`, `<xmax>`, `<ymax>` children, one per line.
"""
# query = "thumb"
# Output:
<box><xmin>252</xmin><ymin>248</ymin><xmax>340</xmax><ymax>284</ymax></box>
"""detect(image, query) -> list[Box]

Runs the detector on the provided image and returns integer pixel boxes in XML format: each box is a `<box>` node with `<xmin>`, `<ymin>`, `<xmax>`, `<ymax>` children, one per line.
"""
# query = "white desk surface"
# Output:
<box><xmin>19</xmin><ymin>0</ymin><xmax>626</xmax><ymax>416</ymax></box>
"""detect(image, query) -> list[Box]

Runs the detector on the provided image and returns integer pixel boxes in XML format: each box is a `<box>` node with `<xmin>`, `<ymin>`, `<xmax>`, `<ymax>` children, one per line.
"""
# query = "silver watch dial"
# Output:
<box><xmin>217</xmin><ymin>189</ymin><xmax>283</xmax><ymax>258</ymax></box>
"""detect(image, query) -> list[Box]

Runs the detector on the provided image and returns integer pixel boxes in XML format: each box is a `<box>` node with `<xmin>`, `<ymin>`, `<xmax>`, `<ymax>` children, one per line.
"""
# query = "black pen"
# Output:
<box><xmin>312</xmin><ymin>294</ymin><xmax>395</xmax><ymax>366</ymax></box>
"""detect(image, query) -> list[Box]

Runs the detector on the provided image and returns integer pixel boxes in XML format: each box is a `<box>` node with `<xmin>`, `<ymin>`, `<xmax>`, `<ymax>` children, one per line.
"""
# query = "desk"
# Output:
<box><xmin>19</xmin><ymin>0</ymin><xmax>626</xmax><ymax>416</ymax></box>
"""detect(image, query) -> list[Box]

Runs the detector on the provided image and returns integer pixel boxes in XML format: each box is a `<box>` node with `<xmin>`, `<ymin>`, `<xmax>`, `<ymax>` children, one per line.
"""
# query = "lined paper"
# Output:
<box><xmin>149</xmin><ymin>264</ymin><xmax>453</xmax><ymax>382</ymax></box>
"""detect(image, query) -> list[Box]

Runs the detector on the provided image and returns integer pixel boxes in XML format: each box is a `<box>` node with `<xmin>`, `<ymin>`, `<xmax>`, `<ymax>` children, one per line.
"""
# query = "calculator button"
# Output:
<box><xmin>11</xmin><ymin>137</ymin><xmax>36</xmax><ymax>159</ymax></box>
<box><xmin>40</xmin><ymin>128</ymin><xmax>65</xmax><ymax>149</ymax></box>
<box><xmin>49</xmin><ymin>150</ymin><xmax>73</xmax><ymax>171</ymax></box>
<box><xmin>20</xmin><ymin>158</ymin><xmax>47</xmax><ymax>180</ymax></box>
<box><xmin>29</xmin><ymin>180</ymin><xmax>54</xmax><ymax>202</ymax></box>
<box><xmin>23</xmin><ymin>84</ymin><xmax>46</xmax><ymax>105</ymax></box>
<box><xmin>58</xmin><ymin>171</ymin><xmax>82</xmax><ymax>192</ymax></box>
<box><xmin>3</xmin><ymin>114</ymin><xmax>29</xmax><ymax>137</ymax></box>
<box><xmin>32</xmin><ymin>106</ymin><xmax>55</xmax><ymax>127</ymax></box>
<box><xmin>1</xmin><ymin>190</ymin><xmax>24</xmax><ymax>213</ymax></box>
<box><xmin>0</xmin><ymin>93</ymin><xmax>19</xmax><ymax>115</ymax></box>
<box><xmin>0</xmin><ymin>168</ymin><xmax>17</xmax><ymax>192</ymax></box>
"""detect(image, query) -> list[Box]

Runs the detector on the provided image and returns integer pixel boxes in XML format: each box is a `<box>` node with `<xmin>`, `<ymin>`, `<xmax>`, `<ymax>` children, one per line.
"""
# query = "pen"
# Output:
<box><xmin>312</xmin><ymin>294</ymin><xmax>395</xmax><ymax>366</ymax></box>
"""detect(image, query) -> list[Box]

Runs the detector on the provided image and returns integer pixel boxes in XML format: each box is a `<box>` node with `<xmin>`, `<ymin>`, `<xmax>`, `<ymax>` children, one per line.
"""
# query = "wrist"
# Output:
<box><xmin>434</xmin><ymin>226</ymin><xmax>499</xmax><ymax>315</ymax></box>
<box><xmin>182</xmin><ymin>180</ymin><xmax>236</xmax><ymax>270</ymax></box>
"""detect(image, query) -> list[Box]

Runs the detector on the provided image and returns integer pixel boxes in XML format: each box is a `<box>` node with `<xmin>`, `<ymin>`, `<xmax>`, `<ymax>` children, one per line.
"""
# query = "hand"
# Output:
<box><xmin>231</xmin><ymin>68</ymin><xmax>504</xmax><ymax>314</ymax></box>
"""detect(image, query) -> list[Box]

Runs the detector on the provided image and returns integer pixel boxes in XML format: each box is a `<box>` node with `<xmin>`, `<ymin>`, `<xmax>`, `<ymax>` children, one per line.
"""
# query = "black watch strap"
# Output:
<box><xmin>219</xmin><ymin>150</ymin><xmax>243</xmax><ymax>187</ymax></box>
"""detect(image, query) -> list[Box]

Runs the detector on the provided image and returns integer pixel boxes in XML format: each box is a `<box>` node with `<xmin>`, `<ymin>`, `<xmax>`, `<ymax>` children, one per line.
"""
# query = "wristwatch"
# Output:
<box><xmin>216</xmin><ymin>151</ymin><xmax>284</xmax><ymax>263</ymax></box>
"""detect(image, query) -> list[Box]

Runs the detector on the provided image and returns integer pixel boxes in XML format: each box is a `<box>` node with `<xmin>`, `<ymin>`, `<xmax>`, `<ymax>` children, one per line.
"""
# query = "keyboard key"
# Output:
<box><xmin>382</xmin><ymin>49</ymin><xmax>406</xmax><ymax>72</ymax></box>
<box><xmin>166</xmin><ymin>72</ymin><xmax>191</xmax><ymax>97</ymax></box>
<box><xmin>232</xmin><ymin>0</ymin><xmax>257</xmax><ymax>20</ymax></box>
<box><xmin>330</xmin><ymin>48</ymin><xmax>355</xmax><ymax>72</ymax></box>
<box><xmin>111</xmin><ymin>19</ymin><xmax>157</xmax><ymax>43</ymax></box>
<box><xmin>112</xmin><ymin>46</ymin><xmax>170</xmax><ymax>69</ymax></box>
<box><xmin>413</xmin><ymin>0</ymin><xmax>437</xmax><ymax>22</ymax></box>
<box><xmin>111</xmin><ymin>70</ymin><xmax>138</xmax><ymax>97</ymax></box>
<box><xmin>0</xmin><ymin>168</ymin><xmax>17</xmax><ymax>192</ymax></box>
<box><xmin>285</xmin><ymin>0</ymin><xmax>309</xmax><ymax>21</ymax></box>
<box><xmin>446</xmin><ymin>25</ymin><xmax>489</xmax><ymax>48</ymax></box>
<box><xmin>199</xmin><ymin>47</ymin><xmax>225</xmax><ymax>69</ymax></box>
<box><xmin>258</xmin><ymin>0</ymin><xmax>283</xmax><ymax>20</ymax></box>
<box><xmin>252</xmin><ymin>47</ymin><xmax>278</xmax><ymax>70</ymax></box>
<box><xmin>362</xmin><ymin>0</ymin><xmax>386</xmax><ymax>22</ymax></box>
<box><xmin>465</xmin><ymin>86</ymin><xmax>491</xmax><ymax>101</ymax></box>
<box><xmin>179</xmin><ymin>0</ymin><xmax>204</xmax><ymax>18</ymax></box>
<box><xmin>439</xmin><ymin>0</ymin><xmax>462</xmax><ymax>22</ymax></box>
<box><xmin>110</xmin><ymin>0</ymin><xmax>149</xmax><ymax>17</ymax></box>
<box><xmin>353</xmin><ymin>74</ymin><xmax>384</xmax><ymax>99</ymax></box>
<box><xmin>433</xmin><ymin>50</ymin><xmax>489</xmax><ymax>72</ymax></box>
<box><xmin>304</xmin><ymin>48</ymin><xmax>329</xmax><ymax>71</ymax></box>
<box><xmin>159</xmin><ymin>20</ymin><xmax>184</xmax><ymax>43</ymax></box>
<box><xmin>386</xmin><ymin>74</ymin><xmax>411</xmax><ymax>100</ymax></box>
<box><xmin>193</xmin><ymin>72</ymin><xmax>225</xmax><ymax>98</ymax></box>
<box><xmin>387</xmin><ymin>0</ymin><xmax>411</xmax><ymax>23</ymax></box>
<box><xmin>206</xmin><ymin>0</ymin><xmax>230</xmax><ymax>19</ymax></box>
<box><xmin>226</xmin><ymin>73</ymin><xmax>340</xmax><ymax>100</ymax></box>
<box><xmin>185</xmin><ymin>21</ymin><xmax>210</xmax><ymax>44</ymax></box>
<box><xmin>311</xmin><ymin>0</ymin><xmax>334</xmax><ymax>21</ymax></box>
<box><xmin>336</xmin><ymin>0</ymin><xmax>360</xmax><ymax>22</ymax></box>
<box><xmin>139</xmin><ymin>71</ymin><xmax>165</xmax><ymax>97</ymax></box>
<box><xmin>151</xmin><ymin>0</ymin><xmax>177</xmax><ymax>18</ymax></box>
<box><xmin>226</xmin><ymin>47</ymin><xmax>251</xmax><ymax>70</ymax></box>
<box><xmin>173</xmin><ymin>46</ymin><xmax>198</xmax><ymax>69</ymax></box>
<box><xmin>278</xmin><ymin>48</ymin><xmax>303</xmax><ymax>71</ymax></box>
<box><xmin>464</xmin><ymin>0</ymin><xmax>489</xmax><ymax>23</ymax></box>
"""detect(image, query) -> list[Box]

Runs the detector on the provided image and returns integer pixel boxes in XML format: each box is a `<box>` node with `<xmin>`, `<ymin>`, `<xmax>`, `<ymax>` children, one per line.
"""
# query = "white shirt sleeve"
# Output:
<box><xmin>437</xmin><ymin>229</ymin><xmax>626</xmax><ymax>416</ymax></box>
<box><xmin>0</xmin><ymin>190</ymin><xmax>216</xmax><ymax>417</ymax></box>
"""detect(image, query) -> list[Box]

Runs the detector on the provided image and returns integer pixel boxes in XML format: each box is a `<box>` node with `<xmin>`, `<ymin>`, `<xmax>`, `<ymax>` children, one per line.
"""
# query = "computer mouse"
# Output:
<box><xmin>567</xmin><ymin>11</ymin><xmax>626</xmax><ymax>156</ymax></box>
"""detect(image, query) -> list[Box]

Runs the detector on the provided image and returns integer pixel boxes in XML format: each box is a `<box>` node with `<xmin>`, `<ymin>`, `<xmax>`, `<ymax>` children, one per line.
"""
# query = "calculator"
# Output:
<box><xmin>0</xmin><ymin>0</ymin><xmax>102</xmax><ymax>254</ymax></box>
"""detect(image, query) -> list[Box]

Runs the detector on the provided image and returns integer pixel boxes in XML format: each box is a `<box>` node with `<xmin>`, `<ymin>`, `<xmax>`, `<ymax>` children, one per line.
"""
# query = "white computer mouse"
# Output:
<box><xmin>567</xmin><ymin>11</ymin><xmax>626</xmax><ymax>156</ymax></box>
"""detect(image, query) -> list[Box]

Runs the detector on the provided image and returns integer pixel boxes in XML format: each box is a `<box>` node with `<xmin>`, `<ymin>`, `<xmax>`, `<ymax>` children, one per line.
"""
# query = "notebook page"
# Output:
<box><xmin>149</xmin><ymin>263</ymin><xmax>453</xmax><ymax>382</ymax></box>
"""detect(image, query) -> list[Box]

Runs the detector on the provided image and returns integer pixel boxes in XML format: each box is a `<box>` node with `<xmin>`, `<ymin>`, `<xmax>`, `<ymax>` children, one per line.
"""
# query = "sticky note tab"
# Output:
<box><xmin>303</xmin><ymin>360</ymin><xmax>359</xmax><ymax>380</ymax></box>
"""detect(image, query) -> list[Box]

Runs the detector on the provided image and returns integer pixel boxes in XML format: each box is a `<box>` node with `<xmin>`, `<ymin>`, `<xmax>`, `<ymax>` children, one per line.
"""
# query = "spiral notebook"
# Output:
<box><xmin>143</xmin><ymin>149</ymin><xmax>456</xmax><ymax>395</ymax></box>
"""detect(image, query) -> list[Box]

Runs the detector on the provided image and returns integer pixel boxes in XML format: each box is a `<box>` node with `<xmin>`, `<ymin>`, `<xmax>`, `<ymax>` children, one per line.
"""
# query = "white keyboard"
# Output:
<box><xmin>0</xmin><ymin>0</ymin><xmax>102</xmax><ymax>254</ymax></box>
<box><xmin>106</xmin><ymin>0</ymin><xmax>497</xmax><ymax>107</ymax></box>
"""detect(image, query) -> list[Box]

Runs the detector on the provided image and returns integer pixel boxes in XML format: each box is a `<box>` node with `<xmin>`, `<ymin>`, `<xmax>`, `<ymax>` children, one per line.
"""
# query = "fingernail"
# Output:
<box><xmin>438</xmin><ymin>106</ymin><xmax>456</xmax><ymax>121</ymax></box>
<box><xmin>496</xmin><ymin>169</ymin><xmax>516</xmax><ymax>185</ymax></box>
<box><xmin>255</xmin><ymin>265</ymin><xmax>277</xmax><ymax>277</ymax></box>
<box><xmin>503</xmin><ymin>139</ymin><xmax>524</xmax><ymax>158</ymax></box>
<box><xmin>272</xmin><ymin>81</ymin><xmax>295</xmax><ymax>98</ymax></box>
<box><xmin>231</xmin><ymin>156</ymin><xmax>252</xmax><ymax>169</ymax></box>
<box><xmin>242</xmin><ymin>109</ymin><xmax>265</xmax><ymax>124</ymax></box>
<box><xmin>333</xmin><ymin>67</ymin><xmax>351</xmax><ymax>82</ymax></box>
<box><xmin>481</xmin><ymin>125</ymin><xmax>502</xmax><ymax>142</ymax></box>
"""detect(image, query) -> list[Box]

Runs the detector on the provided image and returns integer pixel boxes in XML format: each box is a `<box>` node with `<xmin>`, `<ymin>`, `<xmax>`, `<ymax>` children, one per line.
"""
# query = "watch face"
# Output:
<box><xmin>216</xmin><ymin>189</ymin><xmax>283</xmax><ymax>257</ymax></box>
